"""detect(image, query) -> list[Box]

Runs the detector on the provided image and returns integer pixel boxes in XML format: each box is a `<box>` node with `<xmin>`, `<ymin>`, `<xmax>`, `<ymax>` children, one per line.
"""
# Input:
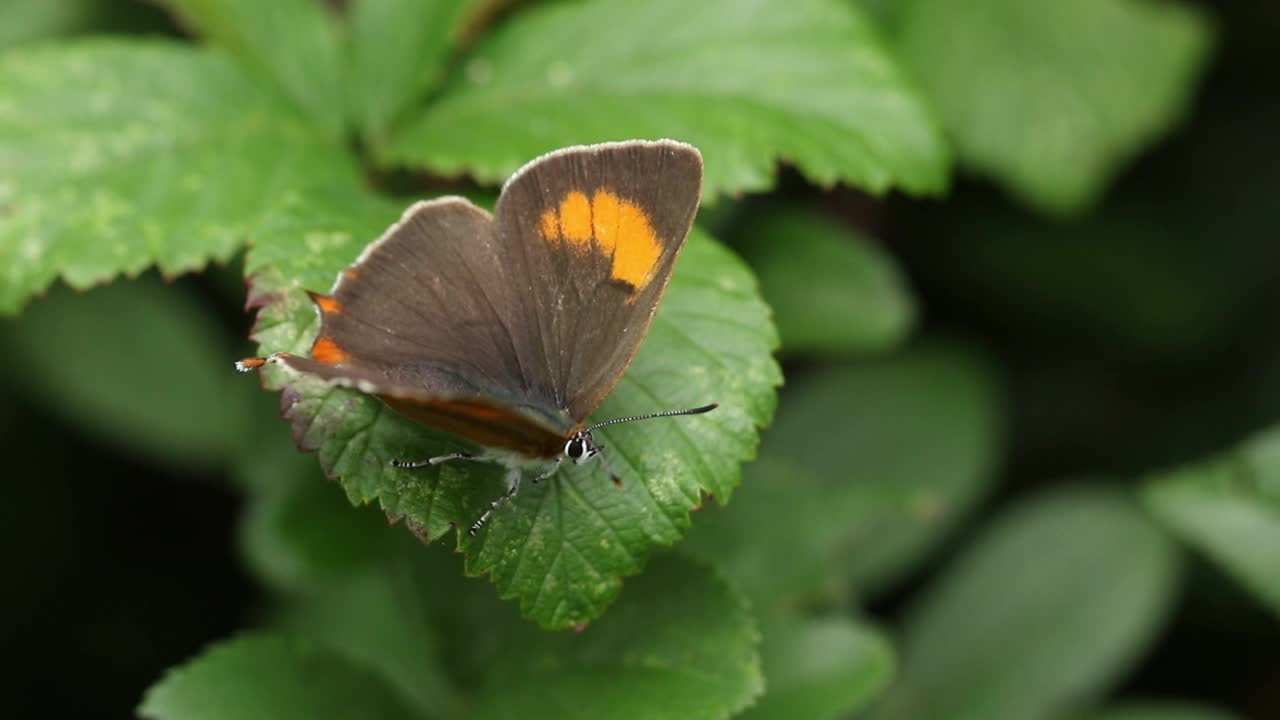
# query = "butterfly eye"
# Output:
<box><xmin>565</xmin><ymin>437</ymin><xmax>586</xmax><ymax>460</ymax></box>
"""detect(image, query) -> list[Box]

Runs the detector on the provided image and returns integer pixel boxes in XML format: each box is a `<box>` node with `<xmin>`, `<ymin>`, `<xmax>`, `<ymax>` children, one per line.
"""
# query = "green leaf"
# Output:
<box><xmin>244</xmin><ymin>187</ymin><xmax>780</xmax><ymax>629</ymax></box>
<box><xmin>138</xmin><ymin>633</ymin><xmax>420</xmax><ymax>720</ymax></box>
<box><xmin>737</xmin><ymin>618</ymin><xmax>894</xmax><ymax>720</ymax></box>
<box><xmin>280</xmin><ymin>551</ymin><xmax>762</xmax><ymax>720</ymax></box>
<box><xmin>284</xmin><ymin>566</ymin><xmax>459</xmax><ymax>719</ymax></box>
<box><xmin>447</xmin><ymin>552</ymin><xmax>764</xmax><ymax>720</ymax></box>
<box><xmin>687</xmin><ymin>344</ymin><xmax>1002</xmax><ymax>605</ymax></box>
<box><xmin>0</xmin><ymin>39</ymin><xmax>359</xmax><ymax>315</ymax></box>
<box><xmin>868</xmin><ymin>488</ymin><xmax>1181</xmax><ymax>720</ymax></box>
<box><xmin>159</xmin><ymin>0</ymin><xmax>347</xmax><ymax>137</ymax></box>
<box><xmin>237</xmin><ymin>431</ymin><xmax>399</xmax><ymax>593</ymax></box>
<box><xmin>347</xmin><ymin>0</ymin><xmax>492</xmax><ymax>141</ymax></box>
<box><xmin>385</xmin><ymin>0</ymin><xmax>949</xmax><ymax>200</ymax></box>
<box><xmin>1080</xmin><ymin>702</ymin><xmax>1241</xmax><ymax>720</ymax></box>
<box><xmin>1142</xmin><ymin>426</ymin><xmax>1280</xmax><ymax>617</ymax></box>
<box><xmin>898</xmin><ymin>0</ymin><xmax>1213</xmax><ymax>214</ymax></box>
<box><xmin>0</xmin><ymin>277</ymin><xmax>249</xmax><ymax>470</ymax></box>
<box><xmin>733</xmin><ymin>206</ymin><xmax>915</xmax><ymax>355</ymax></box>
<box><xmin>0</xmin><ymin>0</ymin><xmax>96</xmax><ymax>49</ymax></box>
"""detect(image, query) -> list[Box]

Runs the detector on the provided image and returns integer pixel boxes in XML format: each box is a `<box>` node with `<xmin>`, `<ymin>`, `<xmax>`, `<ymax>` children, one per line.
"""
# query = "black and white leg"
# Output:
<box><xmin>390</xmin><ymin>451</ymin><xmax>476</xmax><ymax>469</ymax></box>
<box><xmin>469</xmin><ymin>467</ymin><xmax>522</xmax><ymax>536</ymax></box>
<box><xmin>531</xmin><ymin>456</ymin><xmax>564</xmax><ymax>484</ymax></box>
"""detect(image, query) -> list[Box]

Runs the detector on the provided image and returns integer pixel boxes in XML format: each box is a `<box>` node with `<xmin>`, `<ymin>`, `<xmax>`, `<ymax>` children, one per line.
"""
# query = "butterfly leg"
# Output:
<box><xmin>595</xmin><ymin>445</ymin><xmax>624</xmax><ymax>488</ymax></box>
<box><xmin>390</xmin><ymin>452</ymin><xmax>477</xmax><ymax>469</ymax></box>
<box><xmin>470</xmin><ymin>467</ymin><xmax>522</xmax><ymax>536</ymax></box>
<box><xmin>531</xmin><ymin>456</ymin><xmax>564</xmax><ymax>485</ymax></box>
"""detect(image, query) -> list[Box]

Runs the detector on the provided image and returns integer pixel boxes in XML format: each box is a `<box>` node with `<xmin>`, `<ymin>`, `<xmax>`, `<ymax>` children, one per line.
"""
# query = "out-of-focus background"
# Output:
<box><xmin>2</xmin><ymin>1</ymin><xmax>1277</xmax><ymax>719</ymax></box>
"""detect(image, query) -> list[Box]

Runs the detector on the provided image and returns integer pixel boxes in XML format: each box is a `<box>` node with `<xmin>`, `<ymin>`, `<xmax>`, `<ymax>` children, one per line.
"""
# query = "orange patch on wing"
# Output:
<box><xmin>309</xmin><ymin>293</ymin><xmax>341</xmax><ymax>314</ymax></box>
<box><xmin>558</xmin><ymin>191</ymin><xmax>593</xmax><ymax>247</ymax></box>
<box><xmin>591</xmin><ymin>190</ymin><xmax>661</xmax><ymax>289</ymax></box>
<box><xmin>540</xmin><ymin>209</ymin><xmax>560</xmax><ymax>240</ymax></box>
<box><xmin>311</xmin><ymin>336</ymin><xmax>351</xmax><ymax>365</ymax></box>
<box><xmin>540</xmin><ymin>188</ymin><xmax>664</xmax><ymax>292</ymax></box>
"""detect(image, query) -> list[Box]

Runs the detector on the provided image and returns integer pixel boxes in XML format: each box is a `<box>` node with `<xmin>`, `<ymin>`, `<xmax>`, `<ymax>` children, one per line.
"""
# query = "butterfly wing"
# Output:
<box><xmin>493</xmin><ymin>140</ymin><xmax>703</xmax><ymax>423</ymax></box>
<box><xmin>267</xmin><ymin>196</ymin><xmax>572</xmax><ymax>456</ymax></box>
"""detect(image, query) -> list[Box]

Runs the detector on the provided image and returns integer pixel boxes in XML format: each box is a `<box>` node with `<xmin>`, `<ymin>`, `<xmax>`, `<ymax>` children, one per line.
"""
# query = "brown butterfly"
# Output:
<box><xmin>238</xmin><ymin>140</ymin><xmax>716</xmax><ymax>534</ymax></box>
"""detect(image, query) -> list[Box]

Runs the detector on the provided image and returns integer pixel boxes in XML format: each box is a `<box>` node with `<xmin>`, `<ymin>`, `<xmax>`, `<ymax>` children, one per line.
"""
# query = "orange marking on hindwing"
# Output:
<box><xmin>540</xmin><ymin>209</ymin><xmax>560</xmax><ymax>240</ymax></box>
<box><xmin>311</xmin><ymin>336</ymin><xmax>351</xmax><ymax>365</ymax></box>
<box><xmin>558</xmin><ymin>191</ymin><xmax>593</xmax><ymax>247</ymax></box>
<box><xmin>540</xmin><ymin>188</ymin><xmax>663</xmax><ymax>292</ymax></box>
<box><xmin>591</xmin><ymin>190</ymin><xmax>661</xmax><ymax>290</ymax></box>
<box><xmin>310</xmin><ymin>293</ymin><xmax>341</xmax><ymax>314</ymax></box>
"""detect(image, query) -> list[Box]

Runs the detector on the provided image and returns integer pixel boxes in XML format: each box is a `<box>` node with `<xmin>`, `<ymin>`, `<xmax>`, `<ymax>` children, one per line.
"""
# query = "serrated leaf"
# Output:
<box><xmin>384</xmin><ymin>0</ymin><xmax>949</xmax><ymax>200</ymax></box>
<box><xmin>138</xmin><ymin>633</ymin><xmax>419</xmax><ymax>720</ymax></box>
<box><xmin>159</xmin><ymin>0</ymin><xmax>347</xmax><ymax>137</ymax></box>
<box><xmin>687</xmin><ymin>344</ymin><xmax>1002</xmax><ymax>605</ymax></box>
<box><xmin>737</xmin><ymin>618</ymin><xmax>894</xmax><ymax>720</ymax></box>
<box><xmin>347</xmin><ymin>0</ymin><xmax>494</xmax><ymax>140</ymax></box>
<box><xmin>1142</xmin><ymin>426</ymin><xmax>1280</xmax><ymax>618</ymax></box>
<box><xmin>0</xmin><ymin>277</ymin><xmax>249</xmax><ymax>470</ymax></box>
<box><xmin>243</xmin><ymin>187</ymin><xmax>780</xmax><ymax>628</ymax></box>
<box><xmin>733</xmin><ymin>206</ymin><xmax>915</xmax><ymax>355</ymax></box>
<box><xmin>1080</xmin><ymin>702</ymin><xmax>1241</xmax><ymax>720</ymax></box>
<box><xmin>0</xmin><ymin>39</ymin><xmax>359</xmax><ymax>314</ymax></box>
<box><xmin>898</xmin><ymin>0</ymin><xmax>1213</xmax><ymax>214</ymax></box>
<box><xmin>868</xmin><ymin>488</ymin><xmax>1181</xmax><ymax>720</ymax></box>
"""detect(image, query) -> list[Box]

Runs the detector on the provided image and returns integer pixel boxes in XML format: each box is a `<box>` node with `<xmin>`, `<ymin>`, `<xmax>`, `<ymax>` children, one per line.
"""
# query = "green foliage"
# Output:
<box><xmin>0</xmin><ymin>277</ymin><xmax>252</xmax><ymax>469</ymax></box>
<box><xmin>1</xmin><ymin>0</ymin><xmax>1262</xmax><ymax>717</ymax></box>
<box><xmin>898</xmin><ymin>0</ymin><xmax>1213</xmax><ymax>214</ymax></box>
<box><xmin>868</xmin><ymin>488</ymin><xmax>1182</xmax><ymax>720</ymax></box>
<box><xmin>738</xmin><ymin>618</ymin><xmax>894</xmax><ymax>720</ymax></box>
<box><xmin>733</xmin><ymin>206</ymin><xmax>915</xmax><ymax>355</ymax></box>
<box><xmin>687</xmin><ymin>345</ymin><xmax>1003</xmax><ymax>606</ymax></box>
<box><xmin>0</xmin><ymin>39</ymin><xmax>356</xmax><ymax>314</ymax></box>
<box><xmin>138</xmin><ymin>633</ymin><xmax>420</xmax><ymax>720</ymax></box>
<box><xmin>384</xmin><ymin>0</ymin><xmax>951</xmax><ymax>199</ymax></box>
<box><xmin>1143</xmin><ymin>427</ymin><xmax>1280</xmax><ymax>617</ymax></box>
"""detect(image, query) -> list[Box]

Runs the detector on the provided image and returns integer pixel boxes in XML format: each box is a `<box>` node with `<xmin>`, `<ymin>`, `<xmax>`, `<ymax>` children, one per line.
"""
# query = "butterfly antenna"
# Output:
<box><xmin>584</xmin><ymin>403</ymin><xmax>718</xmax><ymax>432</ymax></box>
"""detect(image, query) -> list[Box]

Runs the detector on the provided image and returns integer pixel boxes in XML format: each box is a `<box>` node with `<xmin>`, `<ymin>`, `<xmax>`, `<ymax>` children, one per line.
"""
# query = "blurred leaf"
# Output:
<box><xmin>899</xmin><ymin>0</ymin><xmax>1213</xmax><ymax>214</ymax></box>
<box><xmin>1142</xmin><ymin>426</ymin><xmax>1280</xmax><ymax>618</ymax></box>
<box><xmin>451</xmin><ymin>552</ymin><xmax>763</xmax><ymax>720</ymax></box>
<box><xmin>237</xmin><ymin>433</ymin><xmax>398</xmax><ymax>593</ymax></box>
<box><xmin>1079</xmin><ymin>701</ymin><xmax>1241</xmax><ymax>720</ymax></box>
<box><xmin>159</xmin><ymin>0</ymin><xmax>347</xmax><ymax>137</ymax></box>
<box><xmin>285</xmin><ymin>565</ymin><xmax>458</xmax><ymax>719</ymax></box>
<box><xmin>347</xmin><ymin>0</ymin><xmax>493</xmax><ymax>141</ymax></box>
<box><xmin>274</xmin><ymin>547</ymin><xmax>762</xmax><ymax>720</ymax></box>
<box><xmin>1</xmin><ymin>277</ymin><xmax>247</xmax><ymax>470</ymax></box>
<box><xmin>737</xmin><ymin>617</ymin><xmax>894</xmax><ymax>720</ymax></box>
<box><xmin>688</xmin><ymin>344</ymin><xmax>1002</xmax><ymax>605</ymax></box>
<box><xmin>138</xmin><ymin>633</ymin><xmax>419</xmax><ymax>720</ymax></box>
<box><xmin>0</xmin><ymin>0</ymin><xmax>96</xmax><ymax>49</ymax></box>
<box><xmin>734</xmin><ymin>206</ymin><xmax>915</xmax><ymax>355</ymax></box>
<box><xmin>385</xmin><ymin>0</ymin><xmax>950</xmax><ymax>200</ymax></box>
<box><xmin>0</xmin><ymin>39</ymin><xmax>359</xmax><ymax>314</ymax></box>
<box><xmin>243</xmin><ymin>186</ymin><xmax>780</xmax><ymax>629</ymax></box>
<box><xmin>868</xmin><ymin>488</ymin><xmax>1181</xmax><ymax>720</ymax></box>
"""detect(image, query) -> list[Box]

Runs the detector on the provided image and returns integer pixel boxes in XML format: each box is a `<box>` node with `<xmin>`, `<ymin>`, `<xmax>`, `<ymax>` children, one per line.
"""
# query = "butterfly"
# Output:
<box><xmin>238</xmin><ymin>140</ymin><xmax>716</xmax><ymax>534</ymax></box>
